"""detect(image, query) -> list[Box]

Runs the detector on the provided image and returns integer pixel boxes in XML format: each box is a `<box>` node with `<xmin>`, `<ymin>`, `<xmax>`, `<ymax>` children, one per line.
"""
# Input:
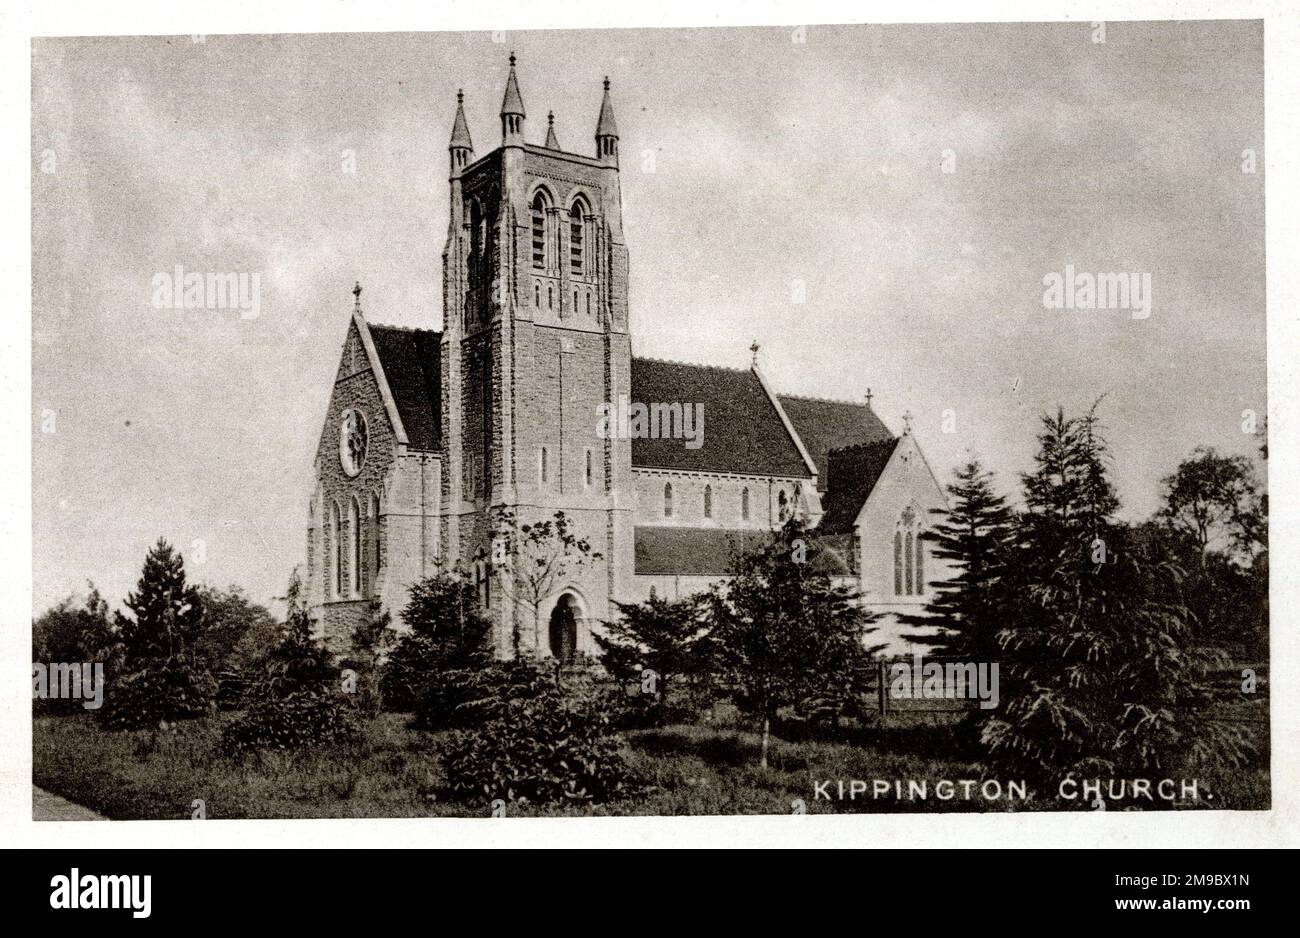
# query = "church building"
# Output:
<box><xmin>306</xmin><ymin>57</ymin><xmax>950</xmax><ymax>659</ymax></box>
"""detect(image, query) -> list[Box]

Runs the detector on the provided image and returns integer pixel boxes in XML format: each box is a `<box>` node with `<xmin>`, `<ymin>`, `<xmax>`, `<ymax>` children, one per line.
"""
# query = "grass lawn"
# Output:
<box><xmin>33</xmin><ymin>712</ymin><xmax>1269</xmax><ymax>819</ymax></box>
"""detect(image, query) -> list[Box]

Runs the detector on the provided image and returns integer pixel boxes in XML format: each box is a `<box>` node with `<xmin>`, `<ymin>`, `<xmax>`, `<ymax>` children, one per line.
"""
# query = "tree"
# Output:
<box><xmin>221</xmin><ymin>571</ymin><xmax>358</xmax><ymax>756</ymax></box>
<box><xmin>983</xmin><ymin>405</ymin><xmax>1250</xmax><ymax>777</ymax></box>
<box><xmin>492</xmin><ymin>509</ymin><xmax>601</xmax><ymax>656</ymax></box>
<box><xmin>33</xmin><ymin>586</ymin><xmax>121</xmax><ymax>715</ymax></box>
<box><xmin>98</xmin><ymin>539</ymin><xmax>217</xmax><ymax>729</ymax></box>
<box><xmin>247</xmin><ymin>569</ymin><xmax>337</xmax><ymax>701</ymax></box>
<box><xmin>595</xmin><ymin>593</ymin><xmax>711</xmax><ymax>724</ymax></box>
<box><xmin>117</xmin><ymin>538</ymin><xmax>207</xmax><ymax>665</ymax></box>
<box><xmin>193</xmin><ymin>585</ymin><xmax>280</xmax><ymax>673</ymax></box>
<box><xmin>707</xmin><ymin>519</ymin><xmax>877</xmax><ymax>768</ymax></box>
<box><xmin>1159</xmin><ymin>446</ymin><xmax>1260</xmax><ymax>561</ymax></box>
<box><xmin>379</xmin><ymin>570</ymin><xmax>493</xmax><ymax>726</ymax></box>
<box><xmin>902</xmin><ymin>460</ymin><xmax>1014</xmax><ymax>659</ymax></box>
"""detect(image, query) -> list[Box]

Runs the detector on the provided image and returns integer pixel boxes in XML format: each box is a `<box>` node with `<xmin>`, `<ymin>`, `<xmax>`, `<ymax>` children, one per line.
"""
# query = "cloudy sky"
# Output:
<box><xmin>32</xmin><ymin>21</ymin><xmax>1265</xmax><ymax>615</ymax></box>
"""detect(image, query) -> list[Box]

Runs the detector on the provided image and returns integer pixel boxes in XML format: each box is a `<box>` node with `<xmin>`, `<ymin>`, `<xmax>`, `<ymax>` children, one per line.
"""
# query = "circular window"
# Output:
<box><xmin>338</xmin><ymin>408</ymin><xmax>368</xmax><ymax>478</ymax></box>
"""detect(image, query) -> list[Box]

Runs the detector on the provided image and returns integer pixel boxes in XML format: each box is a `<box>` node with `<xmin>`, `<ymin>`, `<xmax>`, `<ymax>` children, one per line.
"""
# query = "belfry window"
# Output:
<box><xmin>569</xmin><ymin>202</ymin><xmax>585</xmax><ymax>276</ymax></box>
<box><xmin>531</xmin><ymin>193</ymin><xmax>548</xmax><ymax>269</ymax></box>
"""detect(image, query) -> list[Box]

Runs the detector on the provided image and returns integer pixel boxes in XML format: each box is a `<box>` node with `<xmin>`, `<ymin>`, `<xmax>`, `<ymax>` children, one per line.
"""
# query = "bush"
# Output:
<box><xmin>220</xmin><ymin>689</ymin><xmax>361</xmax><ymax>756</ymax></box>
<box><xmin>443</xmin><ymin>661</ymin><xmax>632</xmax><ymax>806</ymax></box>
<box><xmin>98</xmin><ymin>660</ymin><xmax>218</xmax><ymax>731</ymax></box>
<box><xmin>379</xmin><ymin>573</ymin><xmax>493</xmax><ymax>726</ymax></box>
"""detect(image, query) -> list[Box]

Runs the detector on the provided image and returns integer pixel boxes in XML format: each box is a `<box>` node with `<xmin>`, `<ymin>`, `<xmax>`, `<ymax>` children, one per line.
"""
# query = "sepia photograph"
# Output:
<box><xmin>12</xmin><ymin>2</ymin><xmax>1296</xmax><ymax>873</ymax></box>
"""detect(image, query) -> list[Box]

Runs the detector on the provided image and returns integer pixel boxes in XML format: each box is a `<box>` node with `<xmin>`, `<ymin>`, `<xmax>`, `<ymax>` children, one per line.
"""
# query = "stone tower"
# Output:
<box><xmin>440</xmin><ymin>56</ymin><xmax>634</xmax><ymax>658</ymax></box>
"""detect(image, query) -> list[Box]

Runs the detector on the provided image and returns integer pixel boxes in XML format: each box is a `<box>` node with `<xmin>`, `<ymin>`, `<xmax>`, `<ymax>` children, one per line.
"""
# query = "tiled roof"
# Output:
<box><xmin>369</xmin><ymin>325</ymin><xmax>442</xmax><ymax>452</ymax></box>
<box><xmin>634</xmin><ymin>526</ymin><xmax>771</xmax><ymax>576</ymax></box>
<box><xmin>629</xmin><ymin>358</ymin><xmax>810</xmax><ymax>478</ymax></box>
<box><xmin>777</xmin><ymin>394</ymin><xmax>893</xmax><ymax>491</ymax></box>
<box><xmin>634</xmin><ymin>525</ymin><xmax>854</xmax><ymax>577</ymax></box>
<box><xmin>818</xmin><ymin>439</ymin><xmax>899</xmax><ymax>533</ymax></box>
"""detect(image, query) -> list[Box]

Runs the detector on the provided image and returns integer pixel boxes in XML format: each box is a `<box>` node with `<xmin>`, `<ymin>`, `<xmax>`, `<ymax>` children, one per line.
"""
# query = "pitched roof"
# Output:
<box><xmin>500</xmin><ymin>60</ymin><xmax>525</xmax><ymax>116</ymax></box>
<box><xmin>629</xmin><ymin>357</ymin><xmax>811</xmax><ymax>478</ymax></box>
<box><xmin>634</xmin><ymin>526</ymin><xmax>770</xmax><ymax>576</ymax></box>
<box><xmin>596</xmin><ymin>79</ymin><xmax>618</xmax><ymax>138</ymax></box>
<box><xmin>777</xmin><ymin>394</ymin><xmax>893</xmax><ymax>490</ymax></box>
<box><xmin>449</xmin><ymin>92</ymin><xmax>473</xmax><ymax>150</ymax></box>
<box><xmin>368</xmin><ymin>325</ymin><xmax>442</xmax><ymax>452</ymax></box>
<box><xmin>818</xmin><ymin>438</ymin><xmax>899</xmax><ymax>533</ymax></box>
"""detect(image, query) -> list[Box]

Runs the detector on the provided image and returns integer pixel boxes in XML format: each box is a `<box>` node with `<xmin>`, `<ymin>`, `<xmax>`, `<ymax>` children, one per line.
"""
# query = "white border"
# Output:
<box><xmin>5</xmin><ymin>0</ymin><xmax>1298</xmax><ymax>849</ymax></box>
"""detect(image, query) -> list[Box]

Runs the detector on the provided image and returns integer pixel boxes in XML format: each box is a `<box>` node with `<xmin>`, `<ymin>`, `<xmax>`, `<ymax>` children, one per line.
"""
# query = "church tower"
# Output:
<box><xmin>440</xmin><ymin>56</ymin><xmax>634</xmax><ymax>659</ymax></box>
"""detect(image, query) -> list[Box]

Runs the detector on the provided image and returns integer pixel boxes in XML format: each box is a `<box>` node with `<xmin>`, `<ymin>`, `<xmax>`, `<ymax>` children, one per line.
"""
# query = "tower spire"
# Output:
<box><xmin>448</xmin><ymin>88</ymin><xmax>474</xmax><ymax>174</ymax></box>
<box><xmin>595</xmin><ymin>75</ymin><xmax>619</xmax><ymax>163</ymax></box>
<box><xmin>500</xmin><ymin>52</ymin><xmax>525</xmax><ymax>144</ymax></box>
<box><xmin>545</xmin><ymin>110</ymin><xmax>560</xmax><ymax>150</ymax></box>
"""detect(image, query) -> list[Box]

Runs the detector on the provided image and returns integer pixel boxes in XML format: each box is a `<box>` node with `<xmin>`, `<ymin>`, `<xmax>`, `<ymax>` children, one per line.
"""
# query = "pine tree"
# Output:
<box><xmin>708</xmin><ymin>519</ymin><xmax>877</xmax><ymax>768</ymax></box>
<box><xmin>902</xmin><ymin>460</ymin><xmax>1014</xmax><ymax>658</ymax></box>
<box><xmin>98</xmin><ymin>539</ymin><xmax>217</xmax><ymax>729</ymax></box>
<box><xmin>118</xmin><ymin>538</ymin><xmax>206</xmax><ymax>664</ymax></box>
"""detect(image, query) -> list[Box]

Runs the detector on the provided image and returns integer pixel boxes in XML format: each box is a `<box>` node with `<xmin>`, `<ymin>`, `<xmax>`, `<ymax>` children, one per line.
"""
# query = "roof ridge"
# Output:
<box><xmin>778</xmin><ymin>391</ymin><xmax>870</xmax><ymax>408</ymax></box>
<box><xmin>369</xmin><ymin>322</ymin><xmax>442</xmax><ymax>336</ymax></box>
<box><xmin>632</xmin><ymin>354</ymin><xmax>751</xmax><ymax>375</ymax></box>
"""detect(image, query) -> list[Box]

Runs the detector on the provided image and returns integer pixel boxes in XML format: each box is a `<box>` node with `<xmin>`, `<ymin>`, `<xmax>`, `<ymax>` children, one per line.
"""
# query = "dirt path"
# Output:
<box><xmin>33</xmin><ymin>786</ymin><xmax>108</xmax><ymax>821</ymax></box>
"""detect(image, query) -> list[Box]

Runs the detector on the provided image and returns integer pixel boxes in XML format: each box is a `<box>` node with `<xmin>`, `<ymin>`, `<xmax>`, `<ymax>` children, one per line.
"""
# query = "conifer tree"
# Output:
<box><xmin>903</xmin><ymin>460</ymin><xmax>1014</xmax><ymax>658</ymax></box>
<box><xmin>983</xmin><ymin>405</ymin><xmax>1249</xmax><ymax>776</ymax></box>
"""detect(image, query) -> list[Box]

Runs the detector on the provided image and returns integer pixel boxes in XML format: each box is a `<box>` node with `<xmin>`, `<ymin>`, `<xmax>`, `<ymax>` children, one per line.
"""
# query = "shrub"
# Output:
<box><xmin>443</xmin><ymin>661</ymin><xmax>632</xmax><ymax>806</ymax></box>
<box><xmin>98</xmin><ymin>660</ymin><xmax>218</xmax><ymax>731</ymax></box>
<box><xmin>220</xmin><ymin>689</ymin><xmax>361</xmax><ymax>756</ymax></box>
<box><xmin>379</xmin><ymin>572</ymin><xmax>492</xmax><ymax>726</ymax></box>
<box><xmin>220</xmin><ymin>571</ymin><xmax>360</xmax><ymax>756</ymax></box>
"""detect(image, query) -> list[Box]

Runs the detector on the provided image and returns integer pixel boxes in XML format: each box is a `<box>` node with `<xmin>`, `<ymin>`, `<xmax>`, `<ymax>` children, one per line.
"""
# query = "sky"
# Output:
<box><xmin>31</xmin><ymin>21</ymin><xmax>1266</xmax><ymax>616</ymax></box>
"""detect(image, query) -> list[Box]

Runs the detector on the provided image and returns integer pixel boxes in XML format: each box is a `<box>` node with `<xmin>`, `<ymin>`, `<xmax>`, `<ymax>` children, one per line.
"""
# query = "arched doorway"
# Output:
<box><xmin>548</xmin><ymin>593</ymin><xmax>579</xmax><ymax>663</ymax></box>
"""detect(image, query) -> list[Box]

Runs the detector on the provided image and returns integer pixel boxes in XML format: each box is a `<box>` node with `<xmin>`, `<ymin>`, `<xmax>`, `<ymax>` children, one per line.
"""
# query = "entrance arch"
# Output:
<box><xmin>548</xmin><ymin>593</ymin><xmax>580</xmax><ymax>663</ymax></box>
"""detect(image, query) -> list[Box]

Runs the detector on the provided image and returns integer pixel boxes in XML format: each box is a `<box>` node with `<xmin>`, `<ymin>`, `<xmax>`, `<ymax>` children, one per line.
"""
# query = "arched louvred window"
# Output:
<box><xmin>703</xmin><ymin>484</ymin><xmax>713</xmax><ymax>519</ymax></box>
<box><xmin>569</xmin><ymin>200</ymin><xmax>587</xmax><ymax>276</ymax></box>
<box><xmin>893</xmin><ymin>530</ymin><xmax>903</xmax><ymax>596</ymax></box>
<box><xmin>664</xmin><ymin>482</ymin><xmax>673</xmax><ymax>518</ymax></box>
<box><xmin>530</xmin><ymin>192</ymin><xmax>548</xmax><ymax>269</ymax></box>
<box><xmin>915</xmin><ymin>527</ymin><xmax>925</xmax><ymax>595</ymax></box>
<box><xmin>741</xmin><ymin>487</ymin><xmax>750</xmax><ymax>521</ymax></box>
<box><xmin>331</xmin><ymin>501</ymin><xmax>342</xmax><ymax>599</ymax></box>
<box><xmin>350</xmin><ymin>497</ymin><xmax>362</xmax><ymax>596</ymax></box>
<box><xmin>469</xmin><ymin>200</ymin><xmax>483</xmax><ymax>262</ymax></box>
<box><xmin>370</xmin><ymin>493</ymin><xmax>382</xmax><ymax>595</ymax></box>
